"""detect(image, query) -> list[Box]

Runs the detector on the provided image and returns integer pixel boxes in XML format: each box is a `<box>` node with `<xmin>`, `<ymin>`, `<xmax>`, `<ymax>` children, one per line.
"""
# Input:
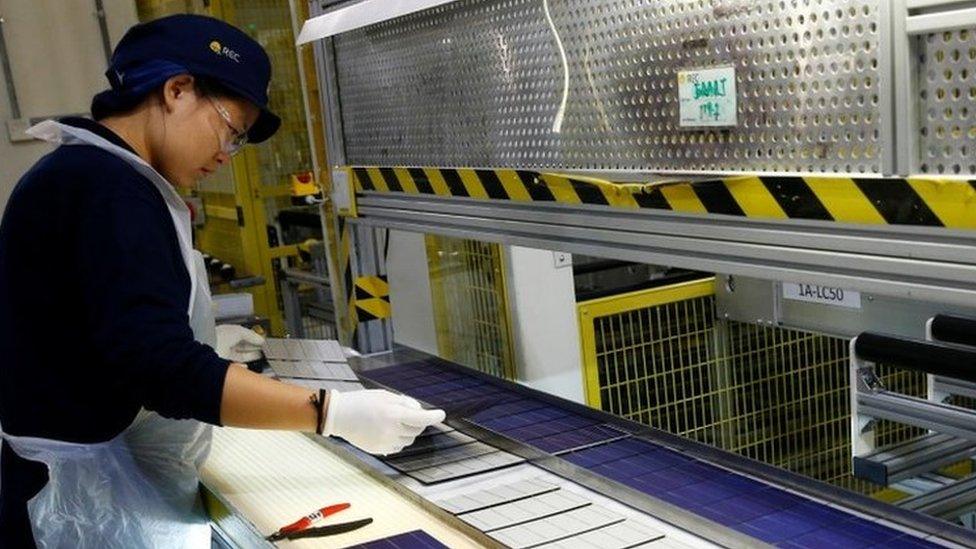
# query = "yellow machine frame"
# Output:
<box><xmin>577</xmin><ymin>278</ymin><xmax>717</xmax><ymax>408</ymax></box>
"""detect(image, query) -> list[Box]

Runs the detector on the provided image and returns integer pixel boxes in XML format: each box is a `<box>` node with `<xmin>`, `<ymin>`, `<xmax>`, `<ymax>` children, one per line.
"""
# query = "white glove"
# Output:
<box><xmin>324</xmin><ymin>389</ymin><xmax>446</xmax><ymax>455</ymax></box>
<box><xmin>214</xmin><ymin>324</ymin><xmax>265</xmax><ymax>362</ymax></box>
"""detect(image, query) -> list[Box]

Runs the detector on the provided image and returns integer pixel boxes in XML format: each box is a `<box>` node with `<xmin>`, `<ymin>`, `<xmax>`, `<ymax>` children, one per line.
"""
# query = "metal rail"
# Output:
<box><xmin>356</xmin><ymin>194</ymin><xmax>976</xmax><ymax>308</ymax></box>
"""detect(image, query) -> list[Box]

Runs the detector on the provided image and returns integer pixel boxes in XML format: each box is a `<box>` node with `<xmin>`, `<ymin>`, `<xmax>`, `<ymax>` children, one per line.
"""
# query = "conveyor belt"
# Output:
<box><xmin>359</xmin><ymin>356</ymin><xmax>968</xmax><ymax>548</ymax></box>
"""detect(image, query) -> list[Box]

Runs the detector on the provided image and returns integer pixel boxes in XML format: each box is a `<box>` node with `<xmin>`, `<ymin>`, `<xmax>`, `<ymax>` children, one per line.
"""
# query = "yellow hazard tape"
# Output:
<box><xmin>348</xmin><ymin>167</ymin><xmax>976</xmax><ymax>229</ymax></box>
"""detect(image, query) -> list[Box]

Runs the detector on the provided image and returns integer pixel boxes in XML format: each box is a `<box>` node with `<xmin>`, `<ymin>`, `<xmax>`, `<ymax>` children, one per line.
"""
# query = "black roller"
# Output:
<box><xmin>854</xmin><ymin>332</ymin><xmax>976</xmax><ymax>383</ymax></box>
<box><xmin>931</xmin><ymin>314</ymin><xmax>976</xmax><ymax>348</ymax></box>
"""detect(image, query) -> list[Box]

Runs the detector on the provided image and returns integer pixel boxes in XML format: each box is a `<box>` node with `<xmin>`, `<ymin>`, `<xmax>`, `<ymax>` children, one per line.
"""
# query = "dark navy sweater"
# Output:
<box><xmin>0</xmin><ymin>118</ymin><xmax>230</xmax><ymax>546</ymax></box>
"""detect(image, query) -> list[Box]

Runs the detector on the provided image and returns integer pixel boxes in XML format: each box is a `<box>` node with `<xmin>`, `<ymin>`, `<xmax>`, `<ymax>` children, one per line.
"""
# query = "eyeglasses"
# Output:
<box><xmin>208</xmin><ymin>97</ymin><xmax>248</xmax><ymax>156</ymax></box>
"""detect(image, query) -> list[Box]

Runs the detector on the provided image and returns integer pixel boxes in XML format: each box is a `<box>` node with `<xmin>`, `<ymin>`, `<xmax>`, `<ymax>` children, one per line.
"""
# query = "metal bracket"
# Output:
<box><xmin>857</xmin><ymin>367</ymin><xmax>886</xmax><ymax>394</ymax></box>
<box><xmin>858</xmin><ymin>417</ymin><xmax>879</xmax><ymax>436</ymax></box>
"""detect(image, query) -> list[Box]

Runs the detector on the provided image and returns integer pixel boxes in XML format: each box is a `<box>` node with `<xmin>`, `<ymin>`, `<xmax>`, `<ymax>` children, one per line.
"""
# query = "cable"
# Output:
<box><xmin>542</xmin><ymin>0</ymin><xmax>569</xmax><ymax>134</ymax></box>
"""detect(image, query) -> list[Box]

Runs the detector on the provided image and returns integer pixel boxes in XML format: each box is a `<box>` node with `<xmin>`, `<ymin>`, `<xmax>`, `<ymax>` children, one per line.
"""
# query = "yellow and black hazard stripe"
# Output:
<box><xmin>336</xmin><ymin>215</ymin><xmax>356</xmax><ymax>341</ymax></box>
<box><xmin>350</xmin><ymin>167</ymin><xmax>976</xmax><ymax>230</ymax></box>
<box><xmin>337</xmin><ymin>212</ymin><xmax>393</xmax><ymax>348</ymax></box>
<box><xmin>353</xmin><ymin>274</ymin><xmax>391</xmax><ymax>322</ymax></box>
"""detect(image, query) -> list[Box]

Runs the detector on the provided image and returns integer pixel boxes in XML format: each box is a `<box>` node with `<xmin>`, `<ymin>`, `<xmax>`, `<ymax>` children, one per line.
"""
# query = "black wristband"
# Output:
<box><xmin>314</xmin><ymin>388</ymin><xmax>327</xmax><ymax>435</ymax></box>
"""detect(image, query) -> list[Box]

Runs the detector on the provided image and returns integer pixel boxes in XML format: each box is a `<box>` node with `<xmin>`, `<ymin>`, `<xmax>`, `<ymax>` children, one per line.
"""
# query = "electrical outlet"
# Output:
<box><xmin>553</xmin><ymin>251</ymin><xmax>572</xmax><ymax>268</ymax></box>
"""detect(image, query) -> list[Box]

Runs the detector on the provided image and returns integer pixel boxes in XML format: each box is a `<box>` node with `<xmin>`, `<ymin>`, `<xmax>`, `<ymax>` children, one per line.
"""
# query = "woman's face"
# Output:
<box><xmin>151</xmin><ymin>75</ymin><xmax>261</xmax><ymax>188</ymax></box>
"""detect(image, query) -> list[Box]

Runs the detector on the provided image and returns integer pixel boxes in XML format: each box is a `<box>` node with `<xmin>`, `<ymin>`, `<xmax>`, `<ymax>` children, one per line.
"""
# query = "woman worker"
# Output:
<box><xmin>0</xmin><ymin>14</ymin><xmax>444</xmax><ymax>548</ymax></box>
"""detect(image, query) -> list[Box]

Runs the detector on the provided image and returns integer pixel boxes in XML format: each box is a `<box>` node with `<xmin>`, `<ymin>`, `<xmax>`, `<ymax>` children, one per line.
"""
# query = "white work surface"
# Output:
<box><xmin>200</xmin><ymin>428</ymin><xmax>483</xmax><ymax>548</ymax></box>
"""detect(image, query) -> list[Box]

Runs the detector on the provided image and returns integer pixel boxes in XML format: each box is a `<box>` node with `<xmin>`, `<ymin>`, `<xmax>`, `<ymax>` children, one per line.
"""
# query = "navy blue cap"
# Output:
<box><xmin>95</xmin><ymin>14</ymin><xmax>280</xmax><ymax>143</ymax></box>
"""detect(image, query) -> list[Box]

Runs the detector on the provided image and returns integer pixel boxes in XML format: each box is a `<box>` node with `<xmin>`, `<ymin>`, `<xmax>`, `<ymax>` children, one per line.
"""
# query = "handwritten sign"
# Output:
<box><xmin>678</xmin><ymin>66</ymin><xmax>737</xmax><ymax>127</ymax></box>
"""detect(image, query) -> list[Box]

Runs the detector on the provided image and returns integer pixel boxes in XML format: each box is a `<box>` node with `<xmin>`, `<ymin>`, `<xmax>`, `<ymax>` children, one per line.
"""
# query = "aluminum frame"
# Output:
<box><xmin>926</xmin><ymin>316</ymin><xmax>976</xmax><ymax>402</ymax></box>
<box><xmin>894</xmin><ymin>0</ymin><xmax>976</xmax><ymax>175</ymax></box>
<box><xmin>309</xmin><ymin>0</ymin><xmax>346</xmax><ymax>166</ymax></box>
<box><xmin>853</xmin><ymin>432</ymin><xmax>976</xmax><ymax>485</ymax></box>
<box><xmin>850</xmin><ymin>336</ymin><xmax>976</xmax><ymax>457</ymax></box>
<box><xmin>355</xmin><ymin>193</ymin><xmax>976</xmax><ymax>308</ymax></box>
<box><xmin>900</xmin><ymin>476</ymin><xmax>976</xmax><ymax>522</ymax></box>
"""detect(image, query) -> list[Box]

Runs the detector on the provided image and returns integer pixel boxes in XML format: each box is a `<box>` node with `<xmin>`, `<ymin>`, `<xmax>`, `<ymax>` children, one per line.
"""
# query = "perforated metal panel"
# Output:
<box><xmin>916</xmin><ymin>27</ymin><xmax>976</xmax><ymax>175</ymax></box>
<box><xmin>333</xmin><ymin>0</ymin><xmax>884</xmax><ymax>174</ymax></box>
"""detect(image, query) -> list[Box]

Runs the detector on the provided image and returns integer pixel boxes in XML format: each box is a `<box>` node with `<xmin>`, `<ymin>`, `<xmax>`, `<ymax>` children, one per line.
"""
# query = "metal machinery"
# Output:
<box><xmin>206</xmin><ymin>0</ymin><xmax>976</xmax><ymax>547</ymax></box>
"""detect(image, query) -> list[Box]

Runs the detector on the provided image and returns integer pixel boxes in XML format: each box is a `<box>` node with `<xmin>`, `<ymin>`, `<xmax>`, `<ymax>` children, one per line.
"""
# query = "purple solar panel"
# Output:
<box><xmin>499</xmin><ymin>414</ymin><xmax>600</xmax><ymax>441</ymax></box>
<box><xmin>477</xmin><ymin>406</ymin><xmax>569</xmax><ymax>431</ymax></box>
<box><xmin>363</xmin><ymin>358</ymin><xmax>945</xmax><ymax>548</ymax></box>
<box><xmin>529</xmin><ymin>424</ymin><xmax>629</xmax><ymax>454</ymax></box>
<box><xmin>468</xmin><ymin>398</ymin><xmax>548</xmax><ymax>421</ymax></box>
<box><xmin>407</xmin><ymin>377</ymin><xmax>487</xmax><ymax>398</ymax></box>
<box><xmin>423</xmin><ymin>386</ymin><xmax>509</xmax><ymax>406</ymax></box>
<box><xmin>699</xmin><ymin>493</ymin><xmax>779</xmax><ymax>524</ymax></box>
<box><xmin>562</xmin><ymin>438</ymin><xmax>661</xmax><ymax>468</ymax></box>
<box><xmin>735</xmin><ymin>509</ymin><xmax>823</xmax><ymax>544</ymax></box>
<box><xmin>342</xmin><ymin>530</ymin><xmax>449</xmax><ymax>549</ymax></box>
<box><xmin>778</xmin><ymin>525</ymin><xmax>875</xmax><ymax>549</ymax></box>
<box><xmin>877</xmin><ymin>536</ymin><xmax>950</xmax><ymax>549</ymax></box>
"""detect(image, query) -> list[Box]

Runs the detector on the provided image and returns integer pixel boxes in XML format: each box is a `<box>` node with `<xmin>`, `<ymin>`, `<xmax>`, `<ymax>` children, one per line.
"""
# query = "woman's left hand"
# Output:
<box><xmin>215</xmin><ymin>324</ymin><xmax>265</xmax><ymax>362</ymax></box>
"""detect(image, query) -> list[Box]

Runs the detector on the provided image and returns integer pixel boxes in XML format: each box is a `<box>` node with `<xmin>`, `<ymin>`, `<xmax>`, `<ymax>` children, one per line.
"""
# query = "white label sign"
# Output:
<box><xmin>782</xmin><ymin>283</ymin><xmax>862</xmax><ymax>309</ymax></box>
<box><xmin>331</xmin><ymin>168</ymin><xmax>352</xmax><ymax>214</ymax></box>
<box><xmin>678</xmin><ymin>66</ymin><xmax>737</xmax><ymax>127</ymax></box>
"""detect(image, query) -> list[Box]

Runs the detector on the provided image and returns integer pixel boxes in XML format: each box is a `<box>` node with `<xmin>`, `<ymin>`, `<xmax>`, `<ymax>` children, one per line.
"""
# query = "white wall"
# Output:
<box><xmin>0</xmin><ymin>0</ymin><xmax>137</xmax><ymax>210</ymax></box>
<box><xmin>504</xmin><ymin>245</ymin><xmax>585</xmax><ymax>403</ymax></box>
<box><xmin>386</xmin><ymin>229</ymin><xmax>438</xmax><ymax>355</ymax></box>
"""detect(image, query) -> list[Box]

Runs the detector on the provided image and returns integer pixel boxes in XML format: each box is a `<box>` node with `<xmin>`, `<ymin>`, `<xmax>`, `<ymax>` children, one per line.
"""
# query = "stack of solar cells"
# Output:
<box><xmin>382</xmin><ymin>423</ymin><xmax>523</xmax><ymax>484</ymax></box>
<box><xmin>264</xmin><ymin>338</ymin><xmax>363</xmax><ymax>392</ymax></box>
<box><xmin>362</xmin><ymin>358</ymin><xmax>946</xmax><ymax>548</ymax></box>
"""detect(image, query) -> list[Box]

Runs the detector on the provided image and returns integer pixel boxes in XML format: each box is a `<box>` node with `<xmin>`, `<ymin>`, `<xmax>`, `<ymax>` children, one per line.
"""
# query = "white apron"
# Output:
<box><xmin>0</xmin><ymin>120</ymin><xmax>217</xmax><ymax>548</ymax></box>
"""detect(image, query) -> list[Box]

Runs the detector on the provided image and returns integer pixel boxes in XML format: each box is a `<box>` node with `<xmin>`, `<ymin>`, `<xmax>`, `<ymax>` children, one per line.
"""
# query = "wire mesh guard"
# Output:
<box><xmin>281</xmin><ymin>243</ymin><xmax>337</xmax><ymax>340</ymax></box>
<box><xmin>584</xmin><ymin>290</ymin><xmax>925</xmax><ymax>494</ymax></box>
<box><xmin>916</xmin><ymin>27</ymin><xmax>976</xmax><ymax>176</ymax></box>
<box><xmin>425</xmin><ymin>235</ymin><xmax>516</xmax><ymax>380</ymax></box>
<box><xmin>334</xmin><ymin>0</ymin><xmax>883</xmax><ymax>174</ymax></box>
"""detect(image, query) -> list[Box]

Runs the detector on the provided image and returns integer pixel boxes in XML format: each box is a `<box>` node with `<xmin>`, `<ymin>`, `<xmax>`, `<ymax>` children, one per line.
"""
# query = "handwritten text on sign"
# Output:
<box><xmin>678</xmin><ymin>66</ymin><xmax>737</xmax><ymax>127</ymax></box>
<box><xmin>782</xmin><ymin>282</ymin><xmax>862</xmax><ymax>309</ymax></box>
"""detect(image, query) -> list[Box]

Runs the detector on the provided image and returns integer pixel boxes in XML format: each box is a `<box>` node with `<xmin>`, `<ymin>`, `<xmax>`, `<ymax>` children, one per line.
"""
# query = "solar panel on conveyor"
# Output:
<box><xmin>361</xmin><ymin>359</ymin><xmax>947</xmax><ymax>548</ymax></box>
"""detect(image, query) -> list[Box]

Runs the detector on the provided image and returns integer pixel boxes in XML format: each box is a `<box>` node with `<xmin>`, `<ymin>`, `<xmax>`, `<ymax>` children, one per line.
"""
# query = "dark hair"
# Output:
<box><xmin>91</xmin><ymin>74</ymin><xmax>238</xmax><ymax>120</ymax></box>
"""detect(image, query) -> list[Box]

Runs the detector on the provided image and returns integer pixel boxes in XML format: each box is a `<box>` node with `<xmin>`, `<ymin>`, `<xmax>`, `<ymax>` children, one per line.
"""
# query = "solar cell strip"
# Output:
<box><xmin>535</xmin><ymin>520</ymin><xmax>666</xmax><ymax>549</ymax></box>
<box><xmin>408</xmin><ymin>451</ymin><xmax>524</xmax><ymax>484</ymax></box>
<box><xmin>286</xmin><ymin>379</ymin><xmax>364</xmax><ymax>392</ymax></box>
<box><xmin>436</xmin><ymin>478</ymin><xmax>559</xmax><ymax>515</ymax></box>
<box><xmin>488</xmin><ymin>504</ymin><xmax>625</xmax><ymax>548</ymax></box>
<box><xmin>384</xmin><ymin>431</ymin><xmax>477</xmax><ymax>459</ymax></box>
<box><xmin>530</xmin><ymin>425</ymin><xmax>630</xmax><ymax>454</ymax></box>
<box><xmin>385</xmin><ymin>441</ymin><xmax>499</xmax><ymax>472</ymax></box>
<box><xmin>262</xmin><ymin>338</ymin><xmax>345</xmax><ymax>362</ymax></box>
<box><xmin>460</xmin><ymin>490</ymin><xmax>590</xmax><ymax>532</ymax></box>
<box><xmin>500</xmin><ymin>415</ymin><xmax>601</xmax><ymax>441</ymax></box>
<box><xmin>478</xmin><ymin>406</ymin><xmax>571</xmax><ymax>432</ymax></box>
<box><xmin>269</xmin><ymin>359</ymin><xmax>358</xmax><ymax>381</ymax></box>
